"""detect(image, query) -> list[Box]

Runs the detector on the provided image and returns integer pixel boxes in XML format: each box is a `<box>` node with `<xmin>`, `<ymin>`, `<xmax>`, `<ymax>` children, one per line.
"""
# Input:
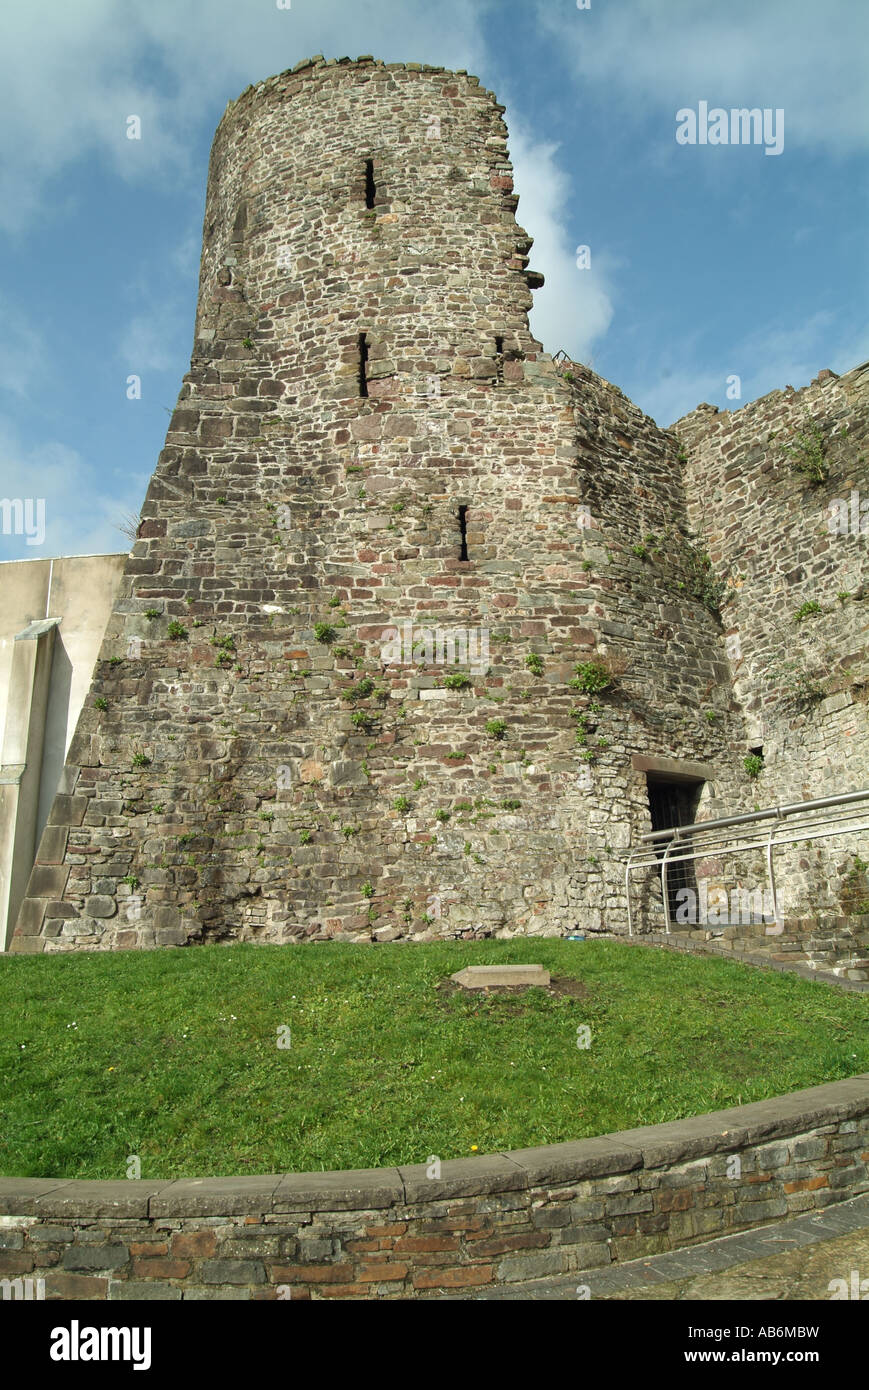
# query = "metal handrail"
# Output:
<box><xmin>622</xmin><ymin>788</ymin><xmax>869</xmax><ymax>937</ymax></box>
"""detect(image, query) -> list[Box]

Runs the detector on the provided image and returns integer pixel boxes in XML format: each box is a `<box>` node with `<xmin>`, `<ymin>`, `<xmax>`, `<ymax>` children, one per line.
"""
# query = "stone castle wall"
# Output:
<box><xmin>9</xmin><ymin>56</ymin><xmax>868</xmax><ymax>954</ymax></box>
<box><xmin>675</xmin><ymin>363</ymin><xmax>869</xmax><ymax>927</ymax></box>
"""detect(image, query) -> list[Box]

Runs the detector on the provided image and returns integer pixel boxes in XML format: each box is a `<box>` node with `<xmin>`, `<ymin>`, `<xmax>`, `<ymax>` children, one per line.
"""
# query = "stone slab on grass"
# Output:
<box><xmin>450</xmin><ymin>964</ymin><xmax>550</xmax><ymax>990</ymax></box>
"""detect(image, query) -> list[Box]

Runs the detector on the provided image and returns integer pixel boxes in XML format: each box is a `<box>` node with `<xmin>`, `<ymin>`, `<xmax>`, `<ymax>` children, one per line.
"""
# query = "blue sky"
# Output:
<box><xmin>0</xmin><ymin>0</ymin><xmax>866</xmax><ymax>559</ymax></box>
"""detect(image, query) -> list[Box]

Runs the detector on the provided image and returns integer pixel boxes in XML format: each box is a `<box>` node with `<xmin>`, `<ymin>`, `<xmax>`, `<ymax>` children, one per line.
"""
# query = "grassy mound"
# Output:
<box><xmin>1</xmin><ymin>939</ymin><xmax>865</xmax><ymax>1179</ymax></box>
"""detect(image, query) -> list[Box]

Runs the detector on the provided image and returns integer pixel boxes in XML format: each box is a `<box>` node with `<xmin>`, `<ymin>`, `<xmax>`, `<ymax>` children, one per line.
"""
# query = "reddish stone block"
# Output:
<box><xmin>44</xmin><ymin>1273</ymin><xmax>108</xmax><ymax>1300</ymax></box>
<box><xmin>270</xmin><ymin>1264</ymin><xmax>354</xmax><ymax>1284</ymax></box>
<box><xmin>783</xmin><ymin>1175</ymin><xmax>829</xmax><ymax>1194</ymax></box>
<box><xmin>356</xmin><ymin>1262</ymin><xmax>410</xmax><ymax>1283</ymax></box>
<box><xmin>172</xmin><ymin>1229</ymin><xmax>218</xmax><ymax>1258</ymax></box>
<box><xmin>412</xmin><ymin>1265</ymin><xmax>495</xmax><ymax>1289</ymax></box>
<box><xmin>393</xmin><ymin>1235</ymin><xmax>460</xmax><ymax>1254</ymax></box>
<box><xmin>130</xmin><ymin>1257</ymin><xmax>191</xmax><ymax>1280</ymax></box>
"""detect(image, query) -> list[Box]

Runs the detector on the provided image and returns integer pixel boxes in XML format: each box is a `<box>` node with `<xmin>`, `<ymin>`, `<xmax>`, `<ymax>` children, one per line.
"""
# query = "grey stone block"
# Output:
<box><xmin>63</xmin><ymin>1243</ymin><xmax>129</xmax><ymax>1271</ymax></box>
<box><xmin>109</xmin><ymin>1280</ymin><xmax>182</xmax><ymax>1300</ymax></box>
<box><xmin>199</xmin><ymin>1259</ymin><xmax>266</xmax><ymax>1284</ymax></box>
<box><xmin>399</xmin><ymin>1156</ymin><xmax>525</xmax><ymax>1203</ymax></box>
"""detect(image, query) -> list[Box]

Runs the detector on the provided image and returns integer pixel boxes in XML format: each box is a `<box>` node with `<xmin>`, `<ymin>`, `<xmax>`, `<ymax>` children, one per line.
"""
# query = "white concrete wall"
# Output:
<box><xmin>0</xmin><ymin>554</ymin><xmax>126</xmax><ymax>947</ymax></box>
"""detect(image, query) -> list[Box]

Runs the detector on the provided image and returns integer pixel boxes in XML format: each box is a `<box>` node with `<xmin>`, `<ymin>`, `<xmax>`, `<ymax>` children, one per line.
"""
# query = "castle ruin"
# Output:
<box><xmin>8</xmin><ymin>56</ymin><xmax>869</xmax><ymax>956</ymax></box>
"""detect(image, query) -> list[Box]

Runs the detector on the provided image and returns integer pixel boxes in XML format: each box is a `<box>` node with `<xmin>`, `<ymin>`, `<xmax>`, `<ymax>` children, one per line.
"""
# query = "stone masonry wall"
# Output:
<box><xmin>2</xmin><ymin>1075</ymin><xmax>867</xmax><ymax>1299</ymax></box>
<box><xmin>10</xmin><ymin>57</ymin><xmax>754</xmax><ymax>953</ymax></box>
<box><xmin>674</xmin><ymin>363</ymin><xmax>869</xmax><ymax>928</ymax></box>
<box><xmin>9</xmin><ymin>57</ymin><xmax>868</xmax><ymax>955</ymax></box>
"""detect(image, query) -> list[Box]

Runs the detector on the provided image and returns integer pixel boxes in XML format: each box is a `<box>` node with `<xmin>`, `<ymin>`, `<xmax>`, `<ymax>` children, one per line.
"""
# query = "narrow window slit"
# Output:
<box><xmin>358</xmin><ymin>333</ymin><xmax>369</xmax><ymax>398</ymax></box>
<box><xmin>495</xmin><ymin>336</ymin><xmax>505</xmax><ymax>383</ymax></box>
<box><xmin>458</xmin><ymin>505</ymin><xmax>469</xmax><ymax>561</ymax></box>
<box><xmin>365</xmin><ymin>160</ymin><xmax>376</xmax><ymax>209</ymax></box>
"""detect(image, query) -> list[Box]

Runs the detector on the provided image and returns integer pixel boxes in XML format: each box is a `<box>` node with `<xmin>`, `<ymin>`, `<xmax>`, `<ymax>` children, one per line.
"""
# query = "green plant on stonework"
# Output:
<box><xmin>342</xmin><ymin>825</ymin><xmax>359</xmax><ymax>839</ymax></box>
<box><xmin>443</xmin><ymin>672</ymin><xmax>472</xmax><ymax>691</ymax></box>
<box><xmin>152</xmin><ymin>803</ymin><xmax>165</xmax><ymax>815</ymax></box>
<box><xmin>704</xmin><ymin>710</ymin><xmax>717</xmax><ymax>723</ymax></box>
<box><xmin>216</xmin><ymin>495</ymin><xmax>227</xmax><ymax>505</ymax></box>
<box><xmin>578</xmin><ymin>749</ymin><xmax>596</xmax><ymax>764</ymax></box>
<box><xmin>259</xmin><ymin>812</ymin><xmax>274</xmax><ymax>823</ymax></box>
<box><xmin>501</xmin><ymin>799</ymin><xmax>521</xmax><ymax>811</ymax></box>
<box><xmin>525</xmin><ymin>653</ymin><xmax>545</xmax><ymax>676</ymax></box>
<box><xmin>211</xmin><ymin>635</ymin><xmax>236</xmax><ymax>652</ymax></box>
<box><xmin>780</xmin><ymin>415</ymin><xmax>829</xmax><ymax>485</ymax></box>
<box><xmin>328</xmin><ymin>594</ymin><xmax>342</xmax><ymax>608</ymax></box>
<box><xmin>445</xmin><ymin>751</ymin><xmax>467</xmax><ymax>761</ymax></box>
<box><xmin>94</xmin><ymin>696</ymin><xmax>108</xmax><ymax>711</ymax></box>
<box><xmin>571</xmin><ymin>661</ymin><xmax>612</xmax><ymax>694</ymax></box>
<box><xmin>109</xmin><ymin>656</ymin><xmax>123</xmax><ymax>666</ymax></box>
<box><xmin>361</xmin><ymin>882</ymin><xmax>374</xmax><ymax>899</ymax></box>
<box><xmin>765</xmin><ymin>654</ymin><xmax>829</xmax><ymax>708</ymax></box>
<box><xmin>242</xmin><ymin>337</ymin><xmax>254</xmax><ymax>349</ymax></box>
<box><xmin>673</xmin><ymin>536</ymin><xmax>727</xmax><ymax>617</ymax></box>
<box><xmin>435</xmin><ymin>809</ymin><xmax>450</xmax><ymax>823</ymax></box>
<box><xmin>343</xmin><ymin>676</ymin><xmax>375</xmax><ymax>701</ymax></box>
<box><xmin>351</xmin><ymin>710</ymin><xmax>374</xmax><ymax>730</ymax></box>
<box><xmin>485</xmin><ymin>719</ymin><xmax>507</xmax><ymax>740</ymax></box>
<box><xmin>744</xmin><ymin>754</ymin><xmax>764</xmax><ymax>779</ymax></box>
<box><xmin>631</xmin><ymin>543</ymin><xmax>648</xmax><ymax>560</ymax></box>
<box><xmin>167</xmin><ymin>621</ymin><xmax>188</xmax><ymax>641</ymax></box>
<box><xmin>132</xmin><ymin>751</ymin><xmax>151</xmax><ymax>768</ymax></box>
<box><xmin>393</xmin><ymin>796</ymin><xmax>411</xmax><ymax>813</ymax></box>
<box><xmin>841</xmin><ymin>855</ymin><xmax>869</xmax><ymax>914</ymax></box>
<box><xmin>413</xmin><ymin>777</ymin><xmax>427</xmax><ymax>791</ymax></box>
<box><xmin>794</xmin><ymin>601</ymin><xmax>822</xmax><ymax>622</ymax></box>
<box><xmin>299</xmin><ymin>830</ymin><xmax>312</xmax><ymax>845</ymax></box>
<box><xmin>837</xmin><ymin>591</ymin><xmax>851</xmax><ymax>603</ymax></box>
<box><xmin>596</xmin><ymin>737</ymin><xmax>610</xmax><ymax>750</ymax></box>
<box><xmin>314</xmin><ymin>623</ymin><xmax>337</xmax><ymax>644</ymax></box>
<box><xmin>122</xmin><ymin>875</ymin><xmax>140</xmax><ymax>891</ymax></box>
<box><xmin>144</xmin><ymin>609</ymin><xmax>161</xmax><ymax>620</ymax></box>
<box><xmin>581</xmin><ymin>560</ymin><xmax>593</xmax><ymax>573</ymax></box>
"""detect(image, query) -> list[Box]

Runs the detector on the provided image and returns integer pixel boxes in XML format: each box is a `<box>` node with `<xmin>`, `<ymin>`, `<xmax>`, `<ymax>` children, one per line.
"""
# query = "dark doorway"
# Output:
<box><xmin>646</xmin><ymin>775</ymin><xmax>704</xmax><ymax>925</ymax></box>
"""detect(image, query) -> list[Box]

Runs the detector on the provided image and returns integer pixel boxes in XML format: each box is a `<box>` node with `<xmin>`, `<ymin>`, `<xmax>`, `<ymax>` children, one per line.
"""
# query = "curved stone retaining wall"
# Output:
<box><xmin>2</xmin><ymin>1075</ymin><xmax>867</xmax><ymax>1300</ymax></box>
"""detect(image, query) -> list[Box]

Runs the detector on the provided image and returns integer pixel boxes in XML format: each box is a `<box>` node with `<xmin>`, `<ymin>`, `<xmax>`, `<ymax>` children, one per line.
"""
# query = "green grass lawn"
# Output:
<box><xmin>1</xmin><ymin>939</ymin><xmax>866</xmax><ymax>1180</ymax></box>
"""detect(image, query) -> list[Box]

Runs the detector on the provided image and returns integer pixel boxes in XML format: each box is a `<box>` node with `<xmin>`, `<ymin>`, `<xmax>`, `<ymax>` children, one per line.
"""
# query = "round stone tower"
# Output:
<box><xmin>12</xmin><ymin>58</ymin><xmax>750</xmax><ymax>953</ymax></box>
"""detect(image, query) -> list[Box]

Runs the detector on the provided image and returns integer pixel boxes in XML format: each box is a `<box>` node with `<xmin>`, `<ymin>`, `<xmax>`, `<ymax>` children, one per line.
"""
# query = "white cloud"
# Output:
<box><xmin>509</xmin><ymin>128</ymin><xmax>616</xmax><ymax>364</ymax></box>
<box><xmin>0</xmin><ymin>0</ymin><xmax>495</xmax><ymax>234</ymax></box>
<box><xmin>119</xmin><ymin>305</ymin><xmax>192</xmax><ymax>374</ymax></box>
<box><xmin>538</xmin><ymin>0</ymin><xmax>869</xmax><ymax>158</ymax></box>
<box><xmin>0</xmin><ymin>420</ymin><xmax>142</xmax><ymax>559</ymax></box>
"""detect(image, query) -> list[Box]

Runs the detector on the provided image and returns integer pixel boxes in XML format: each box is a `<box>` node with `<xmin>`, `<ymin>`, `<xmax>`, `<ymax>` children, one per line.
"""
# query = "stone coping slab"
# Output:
<box><xmin>2</xmin><ymin>1073</ymin><xmax>867</xmax><ymax>1218</ymax></box>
